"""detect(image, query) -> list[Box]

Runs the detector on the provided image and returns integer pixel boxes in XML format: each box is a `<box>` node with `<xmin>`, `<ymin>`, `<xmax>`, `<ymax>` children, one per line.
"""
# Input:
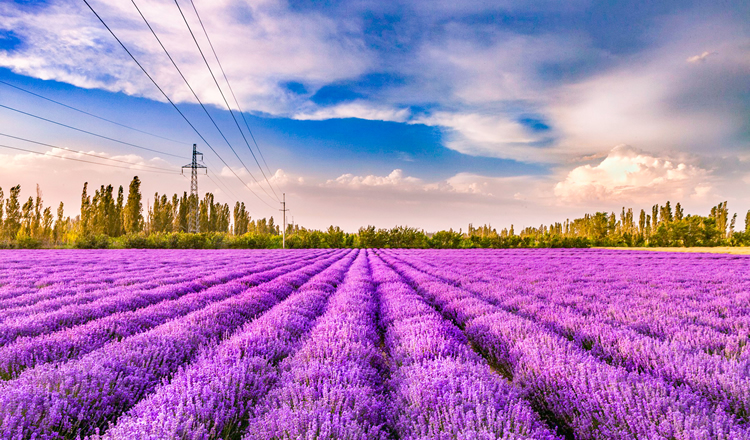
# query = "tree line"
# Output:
<box><xmin>0</xmin><ymin>177</ymin><xmax>748</xmax><ymax>248</ymax></box>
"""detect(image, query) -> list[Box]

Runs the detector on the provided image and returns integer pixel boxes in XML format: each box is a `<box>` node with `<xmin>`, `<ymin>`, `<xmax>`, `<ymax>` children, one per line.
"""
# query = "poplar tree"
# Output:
<box><xmin>199</xmin><ymin>193</ymin><xmax>210</xmax><ymax>233</ymax></box>
<box><xmin>100</xmin><ymin>185</ymin><xmax>117</xmax><ymax>236</ymax></box>
<box><xmin>233</xmin><ymin>202</ymin><xmax>249</xmax><ymax>235</ymax></box>
<box><xmin>0</xmin><ymin>186</ymin><xmax>4</xmax><ymax>233</ymax></box>
<box><xmin>4</xmin><ymin>186</ymin><xmax>21</xmax><ymax>239</ymax></box>
<box><xmin>675</xmin><ymin>203</ymin><xmax>684</xmax><ymax>221</ymax></box>
<box><xmin>115</xmin><ymin>186</ymin><xmax>124</xmax><ymax>236</ymax></box>
<box><xmin>41</xmin><ymin>207</ymin><xmax>53</xmax><ymax>241</ymax></box>
<box><xmin>80</xmin><ymin>182</ymin><xmax>91</xmax><ymax>236</ymax></box>
<box><xmin>124</xmin><ymin>176</ymin><xmax>143</xmax><ymax>233</ymax></box>
<box><xmin>53</xmin><ymin>202</ymin><xmax>65</xmax><ymax>243</ymax></box>
<box><xmin>21</xmin><ymin>196</ymin><xmax>33</xmax><ymax>237</ymax></box>
<box><xmin>33</xmin><ymin>184</ymin><xmax>43</xmax><ymax>237</ymax></box>
<box><xmin>171</xmin><ymin>194</ymin><xmax>179</xmax><ymax>232</ymax></box>
<box><xmin>178</xmin><ymin>192</ymin><xmax>189</xmax><ymax>232</ymax></box>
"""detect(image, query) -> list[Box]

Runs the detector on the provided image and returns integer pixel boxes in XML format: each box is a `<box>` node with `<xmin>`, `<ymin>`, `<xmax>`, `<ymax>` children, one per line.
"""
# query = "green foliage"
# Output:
<box><xmin>429</xmin><ymin>229</ymin><xmax>463</xmax><ymax>249</ymax></box>
<box><xmin>74</xmin><ymin>234</ymin><xmax>111</xmax><ymax>249</ymax></box>
<box><xmin>124</xmin><ymin>176</ymin><xmax>143</xmax><ymax>234</ymax></box>
<box><xmin>1</xmin><ymin>180</ymin><xmax>748</xmax><ymax>249</ymax></box>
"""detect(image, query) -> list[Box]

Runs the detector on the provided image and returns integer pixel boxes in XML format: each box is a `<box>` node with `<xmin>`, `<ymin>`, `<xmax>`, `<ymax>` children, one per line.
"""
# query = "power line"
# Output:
<box><xmin>206</xmin><ymin>171</ymin><xmax>239</xmax><ymax>205</ymax></box>
<box><xmin>81</xmin><ymin>0</ymin><xmax>276</xmax><ymax>212</ymax></box>
<box><xmin>187</xmin><ymin>0</ymin><xmax>278</xmax><ymax>184</ymax></box>
<box><xmin>128</xmin><ymin>0</ymin><xmax>279</xmax><ymax>206</ymax></box>
<box><xmin>0</xmin><ymin>132</ymin><xmax>177</xmax><ymax>172</ymax></box>
<box><xmin>0</xmin><ymin>102</ymin><xmax>186</xmax><ymax>159</ymax></box>
<box><xmin>176</xmin><ymin>0</ymin><xmax>279</xmax><ymax>200</ymax></box>
<box><xmin>0</xmin><ymin>143</ymin><xmax>179</xmax><ymax>174</ymax></box>
<box><xmin>0</xmin><ymin>80</ymin><xmax>188</xmax><ymax>145</ymax></box>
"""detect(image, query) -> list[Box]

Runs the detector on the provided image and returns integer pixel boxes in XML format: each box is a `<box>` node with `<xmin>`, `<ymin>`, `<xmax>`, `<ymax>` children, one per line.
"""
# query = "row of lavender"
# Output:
<box><xmin>381</xmin><ymin>249</ymin><xmax>750</xmax><ymax>437</ymax></box>
<box><xmin>0</xmin><ymin>249</ymin><xmax>747</xmax><ymax>439</ymax></box>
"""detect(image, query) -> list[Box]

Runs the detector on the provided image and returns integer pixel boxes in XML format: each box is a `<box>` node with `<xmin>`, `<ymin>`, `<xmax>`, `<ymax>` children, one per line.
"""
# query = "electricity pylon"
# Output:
<box><xmin>182</xmin><ymin>144</ymin><xmax>206</xmax><ymax>233</ymax></box>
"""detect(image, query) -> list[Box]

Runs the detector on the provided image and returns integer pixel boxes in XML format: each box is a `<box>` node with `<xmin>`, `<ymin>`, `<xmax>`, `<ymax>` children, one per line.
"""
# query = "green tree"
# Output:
<box><xmin>0</xmin><ymin>187</ymin><xmax>4</xmax><ymax>233</ymax></box>
<box><xmin>32</xmin><ymin>184</ymin><xmax>43</xmax><ymax>237</ymax></box>
<box><xmin>233</xmin><ymin>202</ymin><xmax>249</xmax><ymax>235</ymax></box>
<box><xmin>124</xmin><ymin>176</ymin><xmax>143</xmax><ymax>233</ymax></box>
<box><xmin>53</xmin><ymin>202</ymin><xmax>65</xmax><ymax>243</ymax></box>
<box><xmin>178</xmin><ymin>192</ymin><xmax>189</xmax><ymax>232</ymax></box>
<box><xmin>3</xmin><ymin>185</ymin><xmax>21</xmax><ymax>239</ymax></box>
<box><xmin>268</xmin><ymin>216</ymin><xmax>277</xmax><ymax>235</ymax></box>
<box><xmin>21</xmin><ymin>196</ymin><xmax>33</xmax><ymax>237</ymax></box>
<box><xmin>325</xmin><ymin>225</ymin><xmax>345</xmax><ymax>248</ymax></box>
<box><xmin>41</xmin><ymin>207</ymin><xmax>53</xmax><ymax>242</ymax></box>
<box><xmin>115</xmin><ymin>186</ymin><xmax>124</xmax><ymax>236</ymax></box>
<box><xmin>429</xmin><ymin>229</ymin><xmax>463</xmax><ymax>248</ymax></box>
<box><xmin>675</xmin><ymin>203</ymin><xmax>684</xmax><ymax>221</ymax></box>
<box><xmin>80</xmin><ymin>182</ymin><xmax>91</xmax><ymax>235</ymax></box>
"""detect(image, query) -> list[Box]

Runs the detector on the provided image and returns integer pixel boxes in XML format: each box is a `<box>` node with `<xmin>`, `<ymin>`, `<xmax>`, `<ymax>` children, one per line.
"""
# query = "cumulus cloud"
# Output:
<box><xmin>327</xmin><ymin>169</ymin><xmax>422</xmax><ymax>188</ymax></box>
<box><xmin>323</xmin><ymin>169</ymin><xmax>546</xmax><ymax>199</ymax></box>
<box><xmin>686</xmin><ymin>51</ymin><xmax>717</xmax><ymax>63</ymax></box>
<box><xmin>554</xmin><ymin>145</ymin><xmax>711</xmax><ymax>204</ymax></box>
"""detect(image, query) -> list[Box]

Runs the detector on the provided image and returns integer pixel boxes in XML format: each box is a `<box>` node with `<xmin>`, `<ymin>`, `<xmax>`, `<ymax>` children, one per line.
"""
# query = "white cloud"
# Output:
<box><xmin>293</xmin><ymin>102</ymin><xmax>410</xmax><ymax>122</ymax></box>
<box><xmin>327</xmin><ymin>169</ymin><xmax>422</xmax><ymax>188</ymax></box>
<box><xmin>554</xmin><ymin>145</ymin><xmax>711</xmax><ymax>204</ymax></box>
<box><xmin>0</xmin><ymin>0</ymin><xmax>372</xmax><ymax>115</ymax></box>
<box><xmin>413</xmin><ymin>111</ymin><xmax>554</xmax><ymax>162</ymax></box>
<box><xmin>418</xmin><ymin>31</ymin><xmax>591</xmax><ymax>104</ymax></box>
<box><xmin>549</xmin><ymin>19</ymin><xmax>750</xmax><ymax>158</ymax></box>
<box><xmin>686</xmin><ymin>51</ymin><xmax>717</xmax><ymax>63</ymax></box>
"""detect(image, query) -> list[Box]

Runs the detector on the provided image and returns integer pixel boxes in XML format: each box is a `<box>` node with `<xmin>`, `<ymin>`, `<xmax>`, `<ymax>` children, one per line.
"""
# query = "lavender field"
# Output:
<box><xmin>0</xmin><ymin>249</ymin><xmax>749</xmax><ymax>440</ymax></box>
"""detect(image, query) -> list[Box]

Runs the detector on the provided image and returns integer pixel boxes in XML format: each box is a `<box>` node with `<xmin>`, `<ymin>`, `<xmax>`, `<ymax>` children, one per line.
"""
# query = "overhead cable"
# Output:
<box><xmin>128</xmin><ymin>0</ymin><xmax>279</xmax><ymax>206</ymax></box>
<box><xmin>0</xmin><ymin>132</ymin><xmax>177</xmax><ymax>172</ymax></box>
<box><xmin>188</xmin><ymin>0</ymin><xmax>277</xmax><ymax>182</ymax></box>
<box><xmin>0</xmin><ymin>102</ymin><xmax>185</xmax><ymax>159</ymax></box>
<box><xmin>82</xmin><ymin>0</ymin><xmax>277</xmax><ymax>212</ymax></box>
<box><xmin>0</xmin><ymin>143</ymin><xmax>179</xmax><ymax>174</ymax></box>
<box><xmin>175</xmin><ymin>0</ymin><xmax>279</xmax><ymax>200</ymax></box>
<box><xmin>0</xmin><ymin>80</ymin><xmax>188</xmax><ymax>145</ymax></box>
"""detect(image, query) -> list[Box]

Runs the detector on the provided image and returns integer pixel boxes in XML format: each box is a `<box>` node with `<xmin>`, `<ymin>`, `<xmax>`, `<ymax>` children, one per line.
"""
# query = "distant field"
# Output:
<box><xmin>0</xmin><ymin>248</ymin><xmax>748</xmax><ymax>439</ymax></box>
<box><xmin>599</xmin><ymin>246</ymin><xmax>750</xmax><ymax>254</ymax></box>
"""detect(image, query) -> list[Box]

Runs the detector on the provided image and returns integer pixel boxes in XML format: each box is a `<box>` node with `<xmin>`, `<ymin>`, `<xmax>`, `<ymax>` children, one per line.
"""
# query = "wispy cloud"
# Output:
<box><xmin>686</xmin><ymin>51</ymin><xmax>717</xmax><ymax>63</ymax></box>
<box><xmin>0</xmin><ymin>0</ymin><xmax>372</xmax><ymax>114</ymax></box>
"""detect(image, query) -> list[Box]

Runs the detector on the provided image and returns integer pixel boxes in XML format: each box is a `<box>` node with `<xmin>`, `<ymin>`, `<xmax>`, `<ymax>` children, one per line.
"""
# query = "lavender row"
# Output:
<box><xmin>0</xmin><ymin>250</ymin><xmax>331</xmax><ymax>380</ymax></box>
<box><xmin>0</xmin><ymin>262</ymin><xmax>245</xmax><ymax>322</ymax></box>
<box><xmin>384</xmin><ymin>250</ymin><xmax>750</xmax><ymax>419</ymax></box>
<box><xmin>0</xmin><ymin>250</ymin><xmax>296</xmax><ymax>315</ymax></box>
<box><xmin>391</xmin><ymin>249</ymin><xmax>750</xmax><ymax>358</ymax></box>
<box><xmin>0</xmin><ymin>250</ymin><xmax>206</xmax><ymax>302</ymax></box>
<box><xmin>0</xmin><ymin>250</ymin><xmax>349</xmax><ymax>440</ymax></box>
<box><xmin>465</xmin><ymin>282</ymin><xmax>750</xmax><ymax>421</ymax></box>
<box><xmin>97</xmin><ymin>250</ymin><xmax>358</xmax><ymax>440</ymax></box>
<box><xmin>242</xmin><ymin>250</ymin><xmax>388</xmax><ymax>440</ymax></box>
<box><xmin>0</xmin><ymin>251</ymin><xmax>328</xmax><ymax>347</ymax></box>
<box><xmin>370</xmin><ymin>253</ymin><xmax>559</xmax><ymax>440</ymax></box>
<box><xmin>0</xmin><ymin>250</ymin><xmax>287</xmax><ymax>305</ymax></box>
<box><xmin>379</xmin><ymin>251</ymin><xmax>750</xmax><ymax>439</ymax></box>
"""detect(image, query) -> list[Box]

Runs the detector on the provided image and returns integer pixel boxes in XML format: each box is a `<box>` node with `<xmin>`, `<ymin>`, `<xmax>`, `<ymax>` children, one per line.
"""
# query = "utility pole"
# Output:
<box><xmin>280</xmin><ymin>193</ymin><xmax>289</xmax><ymax>248</ymax></box>
<box><xmin>182</xmin><ymin>144</ymin><xmax>206</xmax><ymax>233</ymax></box>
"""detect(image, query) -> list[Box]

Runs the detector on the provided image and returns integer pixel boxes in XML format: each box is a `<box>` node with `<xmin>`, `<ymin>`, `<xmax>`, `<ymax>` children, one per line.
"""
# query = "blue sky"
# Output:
<box><xmin>0</xmin><ymin>0</ymin><xmax>748</xmax><ymax>230</ymax></box>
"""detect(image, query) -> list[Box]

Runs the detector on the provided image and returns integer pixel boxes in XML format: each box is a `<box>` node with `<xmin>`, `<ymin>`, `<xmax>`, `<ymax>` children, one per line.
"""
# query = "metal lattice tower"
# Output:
<box><xmin>182</xmin><ymin>144</ymin><xmax>206</xmax><ymax>233</ymax></box>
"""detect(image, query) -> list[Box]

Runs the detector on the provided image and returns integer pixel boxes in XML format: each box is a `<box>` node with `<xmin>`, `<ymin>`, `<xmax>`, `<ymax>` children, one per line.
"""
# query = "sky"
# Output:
<box><xmin>0</xmin><ymin>0</ymin><xmax>748</xmax><ymax>232</ymax></box>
